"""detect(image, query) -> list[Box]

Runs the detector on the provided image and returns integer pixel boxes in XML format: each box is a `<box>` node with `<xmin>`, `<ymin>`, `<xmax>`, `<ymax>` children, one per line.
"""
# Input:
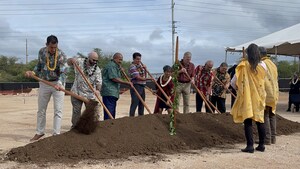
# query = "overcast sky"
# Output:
<box><xmin>1</xmin><ymin>0</ymin><xmax>300</xmax><ymax>72</ymax></box>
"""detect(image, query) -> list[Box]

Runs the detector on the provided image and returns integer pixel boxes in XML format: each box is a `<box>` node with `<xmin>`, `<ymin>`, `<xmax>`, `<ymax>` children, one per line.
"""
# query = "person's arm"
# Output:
<box><xmin>95</xmin><ymin>67</ymin><xmax>102</xmax><ymax>92</ymax></box>
<box><xmin>57</xmin><ymin>50</ymin><xmax>68</xmax><ymax>87</ymax></box>
<box><xmin>129</xmin><ymin>65</ymin><xmax>149</xmax><ymax>81</ymax></box>
<box><xmin>112</xmin><ymin>78</ymin><xmax>132</xmax><ymax>86</ymax></box>
<box><xmin>190</xmin><ymin>63</ymin><xmax>195</xmax><ymax>84</ymax></box>
<box><xmin>224</xmin><ymin>73</ymin><xmax>231</xmax><ymax>89</ymax></box>
<box><xmin>109</xmin><ymin>66</ymin><xmax>133</xmax><ymax>87</ymax></box>
<box><xmin>207</xmin><ymin>72</ymin><xmax>214</xmax><ymax>95</ymax></box>
<box><xmin>231</xmin><ymin>75</ymin><xmax>237</xmax><ymax>90</ymax></box>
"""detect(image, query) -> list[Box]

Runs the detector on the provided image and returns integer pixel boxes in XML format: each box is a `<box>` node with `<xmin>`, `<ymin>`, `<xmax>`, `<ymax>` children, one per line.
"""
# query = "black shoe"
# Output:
<box><xmin>255</xmin><ymin>146</ymin><xmax>265</xmax><ymax>152</ymax></box>
<box><xmin>241</xmin><ymin>147</ymin><xmax>254</xmax><ymax>153</ymax></box>
<box><xmin>286</xmin><ymin>109</ymin><xmax>291</xmax><ymax>112</ymax></box>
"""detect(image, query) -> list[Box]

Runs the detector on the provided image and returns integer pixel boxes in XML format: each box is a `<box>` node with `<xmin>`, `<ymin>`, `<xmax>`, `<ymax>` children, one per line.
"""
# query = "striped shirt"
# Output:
<box><xmin>128</xmin><ymin>63</ymin><xmax>147</xmax><ymax>85</ymax></box>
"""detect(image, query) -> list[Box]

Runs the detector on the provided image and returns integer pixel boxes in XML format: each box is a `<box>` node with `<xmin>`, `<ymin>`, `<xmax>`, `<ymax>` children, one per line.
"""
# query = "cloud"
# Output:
<box><xmin>149</xmin><ymin>29</ymin><xmax>164</xmax><ymax>41</ymax></box>
<box><xmin>0</xmin><ymin>0</ymin><xmax>299</xmax><ymax>72</ymax></box>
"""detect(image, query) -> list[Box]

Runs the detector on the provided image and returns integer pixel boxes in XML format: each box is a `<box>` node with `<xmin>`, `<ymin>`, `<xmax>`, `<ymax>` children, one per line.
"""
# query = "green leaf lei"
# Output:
<box><xmin>170</xmin><ymin>62</ymin><xmax>180</xmax><ymax>135</ymax></box>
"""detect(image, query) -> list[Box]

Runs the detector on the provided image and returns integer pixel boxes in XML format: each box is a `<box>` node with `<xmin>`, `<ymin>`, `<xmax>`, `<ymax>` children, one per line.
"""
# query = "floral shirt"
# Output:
<box><xmin>71</xmin><ymin>57</ymin><xmax>102</xmax><ymax>99</ymax></box>
<box><xmin>212</xmin><ymin>68</ymin><xmax>230</xmax><ymax>98</ymax></box>
<box><xmin>33</xmin><ymin>47</ymin><xmax>67</xmax><ymax>85</ymax></box>
<box><xmin>195</xmin><ymin>65</ymin><xmax>213</xmax><ymax>95</ymax></box>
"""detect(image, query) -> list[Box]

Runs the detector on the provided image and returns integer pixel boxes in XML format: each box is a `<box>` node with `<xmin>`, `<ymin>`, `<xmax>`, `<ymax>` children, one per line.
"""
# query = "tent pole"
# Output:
<box><xmin>298</xmin><ymin>56</ymin><xmax>300</xmax><ymax>72</ymax></box>
<box><xmin>225</xmin><ymin>50</ymin><xmax>228</xmax><ymax>63</ymax></box>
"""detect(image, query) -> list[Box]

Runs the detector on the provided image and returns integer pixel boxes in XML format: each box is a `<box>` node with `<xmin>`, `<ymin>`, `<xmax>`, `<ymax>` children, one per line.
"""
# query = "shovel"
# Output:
<box><xmin>31</xmin><ymin>75</ymin><xmax>98</xmax><ymax>134</ymax></box>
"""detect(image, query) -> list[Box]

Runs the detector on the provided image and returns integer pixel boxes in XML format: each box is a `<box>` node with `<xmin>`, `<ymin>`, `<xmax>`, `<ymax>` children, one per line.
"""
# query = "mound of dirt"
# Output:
<box><xmin>6</xmin><ymin>113</ymin><xmax>300</xmax><ymax>164</ymax></box>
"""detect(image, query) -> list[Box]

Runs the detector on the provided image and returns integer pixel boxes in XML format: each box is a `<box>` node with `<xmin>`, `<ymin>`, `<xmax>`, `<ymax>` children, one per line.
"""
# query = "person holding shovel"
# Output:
<box><xmin>153</xmin><ymin>65</ymin><xmax>174</xmax><ymax>114</ymax></box>
<box><xmin>67</xmin><ymin>51</ymin><xmax>102</xmax><ymax>127</ymax></box>
<box><xmin>211</xmin><ymin>62</ymin><xmax>230</xmax><ymax>113</ymax></box>
<box><xmin>25</xmin><ymin>35</ymin><xmax>67</xmax><ymax>141</ymax></box>
<box><xmin>128</xmin><ymin>52</ymin><xmax>151</xmax><ymax>117</ymax></box>
<box><xmin>101</xmin><ymin>52</ymin><xmax>132</xmax><ymax>120</ymax></box>
<box><xmin>176</xmin><ymin>51</ymin><xmax>195</xmax><ymax>114</ymax></box>
<box><xmin>194</xmin><ymin>60</ymin><xmax>214</xmax><ymax>113</ymax></box>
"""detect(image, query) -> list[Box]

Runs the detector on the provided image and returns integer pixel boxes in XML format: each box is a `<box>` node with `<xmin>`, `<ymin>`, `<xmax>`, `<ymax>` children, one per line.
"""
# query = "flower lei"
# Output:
<box><xmin>46</xmin><ymin>48</ymin><xmax>58</xmax><ymax>71</ymax></box>
<box><xmin>83</xmin><ymin>58</ymin><xmax>97</xmax><ymax>77</ymax></box>
<box><xmin>292</xmin><ymin>77</ymin><xmax>299</xmax><ymax>85</ymax></box>
<box><xmin>160</xmin><ymin>74</ymin><xmax>172</xmax><ymax>87</ymax></box>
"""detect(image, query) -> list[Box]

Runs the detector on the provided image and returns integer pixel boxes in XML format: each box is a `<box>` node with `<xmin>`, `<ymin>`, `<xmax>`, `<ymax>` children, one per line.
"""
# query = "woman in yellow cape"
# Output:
<box><xmin>230</xmin><ymin>43</ymin><xmax>267</xmax><ymax>153</ymax></box>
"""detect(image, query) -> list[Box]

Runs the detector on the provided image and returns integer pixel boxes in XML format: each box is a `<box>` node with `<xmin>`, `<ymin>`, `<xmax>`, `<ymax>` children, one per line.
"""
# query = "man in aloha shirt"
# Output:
<box><xmin>211</xmin><ymin>62</ymin><xmax>230</xmax><ymax>113</ymax></box>
<box><xmin>194</xmin><ymin>60</ymin><xmax>214</xmax><ymax>113</ymax></box>
<box><xmin>25</xmin><ymin>35</ymin><xmax>67</xmax><ymax>141</ymax></box>
<box><xmin>101</xmin><ymin>52</ymin><xmax>132</xmax><ymax>120</ymax></box>
<box><xmin>67</xmin><ymin>51</ymin><xmax>102</xmax><ymax>127</ymax></box>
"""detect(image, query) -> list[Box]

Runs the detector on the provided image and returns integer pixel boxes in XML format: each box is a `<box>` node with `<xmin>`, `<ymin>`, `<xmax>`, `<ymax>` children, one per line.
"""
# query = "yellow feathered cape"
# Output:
<box><xmin>262</xmin><ymin>57</ymin><xmax>279</xmax><ymax>114</ymax></box>
<box><xmin>231</xmin><ymin>60</ymin><xmax>266</xmax><ymax>123</ymax></box>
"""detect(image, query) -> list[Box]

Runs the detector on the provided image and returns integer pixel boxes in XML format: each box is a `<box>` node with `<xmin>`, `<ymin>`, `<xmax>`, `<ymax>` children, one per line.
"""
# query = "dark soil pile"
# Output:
<box><xmin>6</xmin><ymin>113</ymin><xmax>300</xmax><ymax>163</ymax></box>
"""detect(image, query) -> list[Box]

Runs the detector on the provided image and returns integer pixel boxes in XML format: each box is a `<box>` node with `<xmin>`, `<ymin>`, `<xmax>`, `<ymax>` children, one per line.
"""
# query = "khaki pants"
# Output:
<box><xmin>176</xmin><ymin>82</ymin><xmax>191</xmax><ymax>114</ymax></box>
<box><xmin>36</xmin><ymin>82</ymin><xmax>64</xmax><ymax>135</ymax></box>
<box><xmin>264</xmin><ymin>106</ymin><xmax>276</xmax><ymax>143</ymax></box>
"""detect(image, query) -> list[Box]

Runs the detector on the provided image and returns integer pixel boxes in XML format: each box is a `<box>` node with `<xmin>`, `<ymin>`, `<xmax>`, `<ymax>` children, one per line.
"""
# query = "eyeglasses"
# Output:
<box><xmin>91</xmin><ymin>59</ymin><xmax>98</xmax><ymax>62</ymax></box>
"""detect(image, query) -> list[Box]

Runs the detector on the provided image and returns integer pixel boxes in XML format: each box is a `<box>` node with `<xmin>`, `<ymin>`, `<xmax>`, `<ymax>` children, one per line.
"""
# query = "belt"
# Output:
<box><xmin>178</xmin><ymin>81</ymin><xmax>190</xmax><ymax>83</ymax></box>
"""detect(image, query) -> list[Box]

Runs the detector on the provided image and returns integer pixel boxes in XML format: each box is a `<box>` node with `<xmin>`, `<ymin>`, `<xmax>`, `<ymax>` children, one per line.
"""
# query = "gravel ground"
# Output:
<box><xmin>0</xmin><ymin>92</ymin><xmax>299</xmax><ymax>169</ymax></box>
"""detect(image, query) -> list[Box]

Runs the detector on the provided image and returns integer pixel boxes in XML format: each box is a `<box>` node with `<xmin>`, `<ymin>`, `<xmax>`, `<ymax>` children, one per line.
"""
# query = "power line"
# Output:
<box><xmin>0</xmin><ymin>4</ymin><xmax>170</xmax><ymax>12</ymax></box>
<box><xmin>0</xmin><ymin>0</ymin><xmax>155</xmax><ymax>6</ymax></box>
<box><xmin>184</xmin><ymin>0</ymin><xmax>300</xmax><ymax>8</ymax></box>
<box><xmin>176</xmin><ymin>8</ymin><xmax>300</xmax><ymax>22</ymax></box>
<box><xmin>0</xmin><ymin>7</ymin><xmax>169</xmax><ymax>15</ymax></box>
<box><xmin>176</xmin><ymin>4</ymin><xmax>300</xmax><ymax>18</ymax></box>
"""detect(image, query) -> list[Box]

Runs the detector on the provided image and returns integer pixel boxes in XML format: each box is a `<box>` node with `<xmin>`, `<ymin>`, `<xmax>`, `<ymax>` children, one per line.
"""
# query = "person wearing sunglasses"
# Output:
<box><xmin>67</xmin><ymin>51</ymin><xmax>102</xmax><ymax>127</ymax></box>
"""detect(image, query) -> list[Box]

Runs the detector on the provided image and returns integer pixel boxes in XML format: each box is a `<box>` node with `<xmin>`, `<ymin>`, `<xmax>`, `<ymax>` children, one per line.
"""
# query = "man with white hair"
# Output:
<box><xmin>194</xmin><ymin>60</ymin><xmax>214</xmax><ymax>113</ymax></box>
<box><xmin>176</xmin><ymin>51</ymin><xmax>195</xmax><ymax>114</ymax></box>
<box><xmin>67</xmin><ymin>51</ymin><xmax>102</xmax><ymax>127</ymax></box>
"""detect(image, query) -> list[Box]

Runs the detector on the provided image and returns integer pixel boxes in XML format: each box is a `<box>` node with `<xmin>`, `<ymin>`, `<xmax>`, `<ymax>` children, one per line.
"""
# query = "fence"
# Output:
<box><xmin>0</xmin><ymin>78</ymin><xmax>292</xmax><ymax>93</ymax></box>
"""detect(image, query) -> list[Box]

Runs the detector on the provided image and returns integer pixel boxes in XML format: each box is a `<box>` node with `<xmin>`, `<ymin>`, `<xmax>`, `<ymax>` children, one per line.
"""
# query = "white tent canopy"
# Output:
<box><xmin>226</xmin><ymin>23</ymin><xmax>300</xmax><ymax>56</ymax></box>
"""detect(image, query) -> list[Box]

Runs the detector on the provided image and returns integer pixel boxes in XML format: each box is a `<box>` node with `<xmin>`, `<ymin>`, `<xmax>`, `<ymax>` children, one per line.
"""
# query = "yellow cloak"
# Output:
<box><xmin>262</xmin><ymin>57</ymin><xmax>279</xmax><ymax>114</ymax></box>
<box><xmin>231</xmin><ymin>60</ymin><xmax>266</xmax><ymax>123</ymax></box>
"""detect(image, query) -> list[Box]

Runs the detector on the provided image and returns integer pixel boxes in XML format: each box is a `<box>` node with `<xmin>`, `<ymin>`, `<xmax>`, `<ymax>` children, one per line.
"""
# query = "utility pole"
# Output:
<box><xmin>26</xmin><ymin>38</ymin><xmax>28</xmax><ymax>64</ymax></box>
<box><xmin>171</xmin><ymin>0</ymin><xmax>177</xmax><ymax>64</ymax></box>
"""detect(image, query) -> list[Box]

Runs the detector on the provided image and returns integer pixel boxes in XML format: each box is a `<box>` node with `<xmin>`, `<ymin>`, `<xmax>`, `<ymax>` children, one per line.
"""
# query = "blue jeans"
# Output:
<box><xmin>103</xmin><ymin>96</ymin><xmax>118</xmax><ymax>120</ymax></box>
<box><xmin>129</xmin><ymin>84</ymin><xmax>145</xmax><ymax>117</ymax></box>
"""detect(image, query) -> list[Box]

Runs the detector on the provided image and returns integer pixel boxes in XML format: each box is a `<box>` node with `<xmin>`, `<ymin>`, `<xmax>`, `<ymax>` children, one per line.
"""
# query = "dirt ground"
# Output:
<box><xmin>0</xmin><ymin>90</ymin><xmax>300</xmax><ymax>169</ymax></box>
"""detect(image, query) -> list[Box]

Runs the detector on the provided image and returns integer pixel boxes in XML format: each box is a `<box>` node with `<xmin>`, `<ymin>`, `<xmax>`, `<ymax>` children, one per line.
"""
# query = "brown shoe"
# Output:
<box><xmin>30</xmin><ymin>134</ymin><xmax>45</xmax><ymax>141</ymax></box>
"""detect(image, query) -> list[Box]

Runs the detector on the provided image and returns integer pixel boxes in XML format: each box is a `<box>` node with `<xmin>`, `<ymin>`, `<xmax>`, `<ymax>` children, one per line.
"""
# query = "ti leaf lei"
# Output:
<box><xmin>170</xmin><ymin>62</ymin><xmax>180</xmax><ymax>135</ymax></box>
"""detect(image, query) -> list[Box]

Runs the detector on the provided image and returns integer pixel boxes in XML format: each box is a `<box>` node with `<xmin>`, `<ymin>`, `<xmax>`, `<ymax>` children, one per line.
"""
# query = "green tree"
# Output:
<box><xmin>0</xmin><ymin>55</ymin><xmax>29</xmax><ymax>82</ymax></box>
<box><xmin>277</xmin><ymin>60</ymin><xmax>298</xmax><ymax>78</ymax></box>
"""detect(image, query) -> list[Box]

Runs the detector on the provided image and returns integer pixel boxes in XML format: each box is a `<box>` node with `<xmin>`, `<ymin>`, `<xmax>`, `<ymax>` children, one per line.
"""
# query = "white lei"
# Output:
<box><xmin>292</xmin><ymin>78</ymin><xmax>299</xmax><ymax>85</ymax></box>
<box><xmin>160</xmin><ymin>74</ymin><xmax>172</xmax><ymax>87</ymax></box>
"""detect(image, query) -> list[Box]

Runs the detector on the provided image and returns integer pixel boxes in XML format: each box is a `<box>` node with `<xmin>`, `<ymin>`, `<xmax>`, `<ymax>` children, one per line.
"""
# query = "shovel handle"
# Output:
<box><xmin>31</xmin><ymin>75</ymin><xmax>89</xmax><ymax>103</ymax></box>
